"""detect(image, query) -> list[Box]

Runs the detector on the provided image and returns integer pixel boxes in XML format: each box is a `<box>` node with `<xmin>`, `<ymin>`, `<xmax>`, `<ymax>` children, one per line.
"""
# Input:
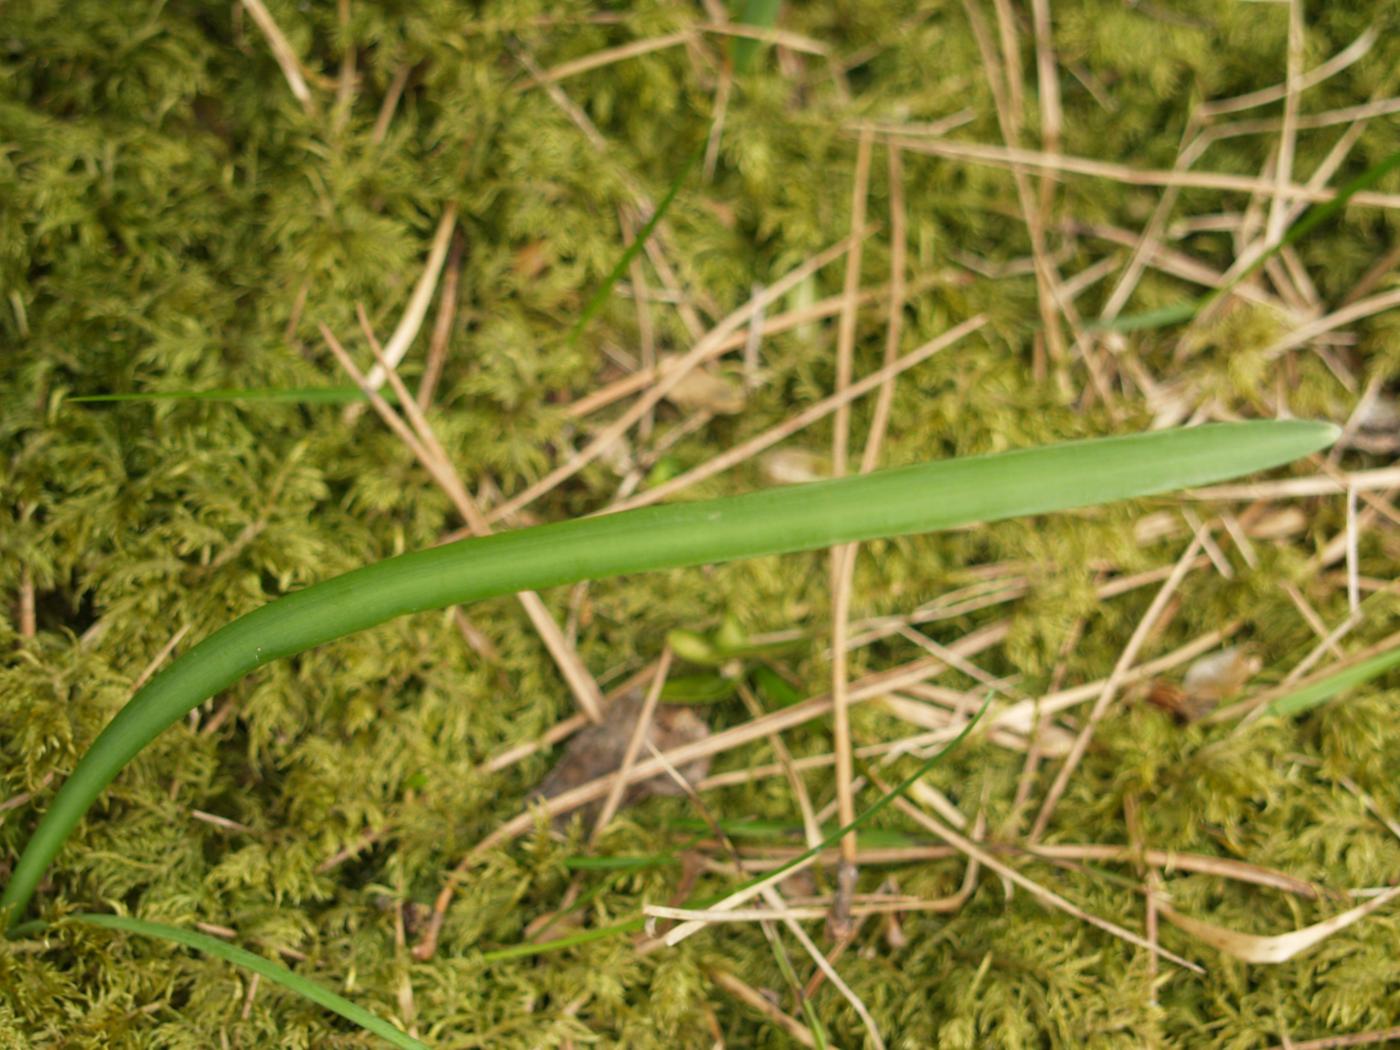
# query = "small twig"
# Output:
<box><xmin>1185</xmin><ymin>465</ymin><xmax>1400</xmax><ymax>501</ymax></box>
<box><xmin>416</xmin><ymin>231</ymin><xmax>465</xmax><ymax>410</ymax></box>
<box><xmin>624</xmin><ymin>213</ymin><xmax>659</xmax><ymax>439</ymax></box>
<box><xmin>861</xmin><ymin>143</ymin><xmax>908</xmax><ymax>476</ymax></box>
<box><xmin>1199</xmin><ymin>26</ymin><xmax>1377</xmax><ymax>119</ymax></box>
<box><xmin>518</xmin><ymin>32</ymin><xmax>692</xmax><ymax>91</ymax></box>
<box><xmin>240</xmin><ymin>970</ymin><xmax>261</xmax><ymax>1021</ymax></box>
<box><xmin>699</xmin><ymin>22</ymin><xmax>829</xmax><ymax>55</ymax></box>
<box><xmin>1280</xmin><ymin>582</ymin><xmax>1342</xmax><ymax>654</ymax></box>
<box><xmin>879</xmin><ymin>773</ymin><xmax>1203</xmax><ymax>972</ymax></box>
<box><xmin>1266</xmin><ymin>0</ymin><xmax>1305</xmax><ymax>247</ymax></box>
<box><xmin>482</xmin><ymin>662</ymin><xmax>659</xmax><ymax>774</ymax></box>
<box><xmin>513</xmin><ymin>43</ymin><xmax>711</xmax><ymax>337</ymax></box>
<box><xmin>1263</xmin><ymin>1028</ymin><xmax>1400</xmax><ymax>1050</ymax></box>
<box><xmin>0</xmin><ymin>772</ymin><xmax>56</xmax><ymax>816</ymax></box>
<box><xmin>828</xmin><ymin>129</ymin><xmax>874</xmax><ymax>939</ymax></box>
<box><xmin>562</xmin><ymin>270</ymin><xmax>956</xmax><ymax>420</ymax></box>
<box><xmin>882</xmin><ymin>135</ymin><xmax>1400</xmax><ymax>210</ymax></box>
<box><xmin>345</xmin><ymin>204</ymin><xmax>459</xmax><ymax>420</ymax></box>
<box><xmin>1030</xmin><ymin>532</ymin><xmax>1205</xmax><ymax>840</ymax></box>
<box><xmin>702</xmin><ymin>67</ymin><xmax>732</xmax><ymax>182</ymax></box>
<box><xmin>589</xmin><ymin>649</ymin><xmax>672</xmax><ymax>842</ymax></box>
<box><xmin>737</xmin><ymin>682</ymin><xmax>822</xmax><ymax>848</ymax></box>
<box><xmin>741</xmin><ymin>283</ymin><xmax>765</xmax><ymax>392</ymax></box>
<box><xmin>135</xmin><ymin>624</ymin><xmax>193</xmax><ymax>692</ymax></box>
<box><xmin>239</xmin><ymin>0</ymin><xmax>318</xmax><ymax>115</ymax></box>
<box><xmin>330</xmin><ymin>0</ymin><xmax>356</xmax><ymax>135</ymax></box>
<box><xmin>371</xmin><ymin>63</ymin><xmax>412</xmax><ymax>146</ymax></box>
<box><xmin>1008</xmin><ymin>615</ymin><xmax>1083</xmax><ymax>834</ymax></box>
<box><xmin>488</xmin><ymin>232</ymin><xmax>875</xmax><ymax>523</ymax></box>
<box><xmin>1345</xmin><ymin>485</ymin><xmax>1361</xmax><ymax>617</ymax></box>
<box><xmin>708</xmin><ymin>968</ymin><xmax>819</xmax><ymax>1048</ymax></box>
<box><xmin>315</xmin><ymin>827</ymin><xmax>384</xmax><ymax>873</ymax></box>
<box><xmin>191</xmin><ymin>809</ymin><xmax>257</xmax><ymax>835</ymax></box>
<box><xmin>1260</xmin><ymin>288</ymin><xmax>1400</xmax><ymax>361</ymax></box>
<box><xmin>1339</xmin><ymin>241</ymin><xmax>1400</xmax><ymax>308</ymax></box>
<box><xmin>17</xmin><ymin>565</ymin><xmax>35</xmax><ymax>639</ymax></box>
<box><xmin>324</xmin><ymin>320</ymin><xmax>605</xmax><ymax>723</ymax></box>
<box><xmin>609</xmin><ymin>316</ymin><xmax>987</xmax><ymax>513</ymax></box>
<box><xmin>832</xmin><ymin>131</ymin><xmax>873</xmax><ymax>480</ymax></box>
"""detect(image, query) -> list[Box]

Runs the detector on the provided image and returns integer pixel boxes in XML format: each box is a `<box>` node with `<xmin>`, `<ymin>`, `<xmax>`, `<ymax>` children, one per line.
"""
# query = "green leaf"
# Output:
<box><xmin>65</xmin><ymin>914</ymin><xmax>426</xmax><ymax>1050</ymax></box>
<box><xmin>0</xmin><ymin>420</ymin><xmax>1337</xmax><ymax>929</ymax></box>
<box><xmin>1267</xmin><ymin>645</ymin><xmax>1400</xmax><ymax>718</ymax></box>
<box><xmin>732</xmin><ymin>0</ymin><xmax>783</xmax><ymax>74</ymax></box>
<box><xmin>660</xmin><ymin>673</ymin><xmax>736</xmax><ymax>704</ymax></box>
<box><xmin>666</xmin><ymin>628</ymin><xmax>724</xmax><ymax>666</ymax></box>
<box><xmin>752</xmin><ymin>664</ymin><xmax>803</xmax><ymax>707</ymax></box>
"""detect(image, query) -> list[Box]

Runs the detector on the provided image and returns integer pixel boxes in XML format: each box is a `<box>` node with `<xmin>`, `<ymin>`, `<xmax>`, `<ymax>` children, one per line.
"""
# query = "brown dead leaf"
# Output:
<box><xmin>533</xmin><ymin>692</ymin><xmax>711</xmax><ymax>828</ymax></box>
<box><xmin>513</xmin><ymin>240</ymin><xmax>550</xmax><ymax>280</ymax></box>
<box><xmin>699</xmin><ymin>197</ymin><xmax>738</xmax><ymax>229</ymax></box>
<box><xmin>664</xmin><ymin>369</ymin><xmax>746</xmax><ymax>415</ymax></box>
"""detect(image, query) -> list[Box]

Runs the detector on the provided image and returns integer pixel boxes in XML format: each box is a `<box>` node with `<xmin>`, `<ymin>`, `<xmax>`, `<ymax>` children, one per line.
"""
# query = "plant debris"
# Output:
<box><xmin>1145</xmin><ymin>646</ymin><xmax>1261</xmax><ymax>722</ymax></box>
<box><xmin>532</xmin><ymin>691</ymin><xmax>712</xmax><ymax>829</ymax></box>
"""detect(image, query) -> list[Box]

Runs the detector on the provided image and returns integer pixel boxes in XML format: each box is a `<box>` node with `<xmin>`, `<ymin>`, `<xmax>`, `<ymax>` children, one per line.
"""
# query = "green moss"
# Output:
<box><xmin>3</xmin><ymin>0</ymin><xmax>1399</xmax><ymax>1046</ymax></box>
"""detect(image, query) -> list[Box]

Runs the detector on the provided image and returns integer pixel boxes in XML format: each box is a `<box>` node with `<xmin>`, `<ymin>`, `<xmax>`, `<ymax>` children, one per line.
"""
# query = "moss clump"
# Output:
<box><xmin>3</xmin><ymin>1</ymin><xmax>1399</xmax><ymax>1046</ymax></box>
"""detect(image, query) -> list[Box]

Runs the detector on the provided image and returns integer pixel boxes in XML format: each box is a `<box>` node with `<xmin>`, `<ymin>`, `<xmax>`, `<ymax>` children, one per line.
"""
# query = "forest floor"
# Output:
<box><xmin>2</xmin><ymin>2</ymin><xmax>1399</xmax><ymax>1047</ymax></box>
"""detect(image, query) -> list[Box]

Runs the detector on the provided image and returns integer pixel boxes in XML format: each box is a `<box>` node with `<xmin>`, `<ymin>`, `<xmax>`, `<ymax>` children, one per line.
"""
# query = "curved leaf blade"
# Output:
<box><xmin>0</xmin><ymin>420</ymin><xmax>1337</xmax><ymax>928</ymax></box>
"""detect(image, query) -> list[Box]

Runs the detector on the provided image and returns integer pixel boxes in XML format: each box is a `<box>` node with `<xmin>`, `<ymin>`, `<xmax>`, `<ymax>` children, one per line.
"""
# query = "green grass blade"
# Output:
<box><xmin>568</xmin><ymin>145</ymin><xmax>701</xmax><ymax>345</ymax></box>
<box><xmin>563</xmin><ymin>855</ymin><xmax>679</xmax><ymax>871</ymax></box>
<box><xmin>1267</xmin><ymin>645</ymin><xmax>1400</xmax><ymax>718</ymax></box>
<box><xmin>660</xmin><ymin>673</ymin><xmax>736</xmax><ymax>704</ymax></box>
<box><xmin>68</xmin><ymin>386</ymin><xmax>396</xmax><ymax>405</ymax></box>
<box><xmin>66</xmin><ymin>914</ymin><xmax>427</xmax><ymax>1050</ymax></box>
<box><xmin>732</xmin><ymin>0</ymin><xmax>783</xmax><ymax>74</ymax></box>
<box><xmin>1094</xmin><ymin>303</ymin><xmax>1199</xmax><ymax>333</ymax></box>
<box><xmin>1096</xmin><ymin>148</ymin><xmax>1400</xmax><ymax>333</ymax></box>
<box><xmin>0</xmin><ymin>420</ymin><xmax>1336</xmax><ymax>929</ymax></box>
<box><xmin>664</xmin><ymin>817</ymin><xmax>921</xmax><ymax>847</ymax></box>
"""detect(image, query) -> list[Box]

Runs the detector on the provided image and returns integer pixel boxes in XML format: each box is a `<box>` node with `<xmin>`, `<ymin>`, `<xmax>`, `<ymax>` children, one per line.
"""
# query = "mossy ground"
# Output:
<box><xmin>2</xmin><ymin>2</ymin><xmax>1399</xmax><ymax>1047</ymax></box>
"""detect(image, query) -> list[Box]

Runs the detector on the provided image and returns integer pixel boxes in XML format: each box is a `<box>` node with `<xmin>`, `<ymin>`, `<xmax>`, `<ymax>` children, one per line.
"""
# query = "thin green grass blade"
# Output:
<box><xmin>1096</xmin><ymin>148</ymin><xmax>1400</xmax><ymax>333</ymax></box>
<box><xmin>568</xmin><ymin>145</ymin><xmax>702</xmax><ymax>345</ymax></box>
<box><xmin>732</xmin><ymin>0</ymin><xmax>783</xmax><ymax>74</ymax></box>
<box><xmin>800</xmin><ymin>998</ymin><xmax>830</xmax><ymax>1049</ymax></box>
<box><xmin>68</xmin><ymin>386</ymin><xmax>397</xmax><ymax>405</ymax></box>
<box><xmin>1267</xmin><ymin>645</ymin><xmax>1400</xmax><ymax>718</ymax></box>
<box><xmin>1096</xmin><ymin>303</ymin><xmax>1199</xmax><ymax>333</ymax></box>
<box><xmin>663</xmin><ymin>817</ymin><xmax>921</xmax><ymax>847</ymax></box>
<box><xmin>65</xmin><ymin>914</ymin><xmax>427</xmax><ymax>1050</ymax></box>
<box><xmin>0</xmin><ymin>420</ymin><xmax>1337</xmax><ymax>929</ymax></box>
<box><xmin>563</xmin><ymin>854</ymin><xmax>679</xmax><ymax>871</ymax></box>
